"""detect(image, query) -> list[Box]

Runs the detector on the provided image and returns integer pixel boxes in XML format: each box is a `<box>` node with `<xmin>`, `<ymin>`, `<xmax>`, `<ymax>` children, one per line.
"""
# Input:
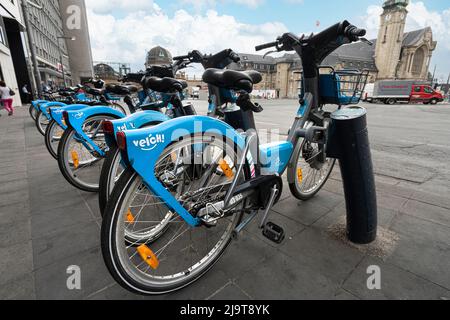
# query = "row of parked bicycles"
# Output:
<box><xmin>30</xmin><ymin>21</ymin><xmax>370</xmax><ymax>295</ymax></box>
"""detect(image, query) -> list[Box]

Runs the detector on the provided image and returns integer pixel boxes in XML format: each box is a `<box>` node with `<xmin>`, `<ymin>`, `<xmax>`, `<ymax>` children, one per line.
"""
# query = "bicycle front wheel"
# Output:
<box><xmin>101</xmin><ymin>133</ymin><xmax>249</xmax><ymax>295</ymax></box>
<box><xmin>288</xmin><ymin>122</ymin><xmax>335</xmax><ymax>200</ymax></box>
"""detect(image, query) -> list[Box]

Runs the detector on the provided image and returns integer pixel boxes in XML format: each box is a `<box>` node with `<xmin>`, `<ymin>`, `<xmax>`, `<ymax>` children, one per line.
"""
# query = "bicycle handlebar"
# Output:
<box><xmin>255</xmin><ymin>41</ymin><xmax>279</xmax><ymax>52</ymax></box>
<box><xmin>255</xmin><ymin>21</ymin><xmax>367</xmax><ymax>52</ymax></box>
<box><xmin>173</xmin><ymin>54</ymin><xmax>190</xmax><ymax>61</ymax></box>
<box><xmin>344</xmin><ymin>25</ymin><xmax>366</xmax><ymax>41</ymax></box>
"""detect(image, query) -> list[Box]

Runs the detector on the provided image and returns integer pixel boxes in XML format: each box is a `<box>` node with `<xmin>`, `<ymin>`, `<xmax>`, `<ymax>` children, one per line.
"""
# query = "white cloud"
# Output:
<box><xmin>181</xmin><ymin>0</ymin><xmax>264</xmax><ymax>11</ymax></box>
<box><xmin>86</xmin><ymin>7</ymin><xmax>287</xmax><ymax>73</ymax></box>
<box><xmin>85</xmin><ymin>0</ymin><xmax>161</xmax><ymax>14</ymax></box>
<box><xmin>360</xmin><ymin>1</ymin><xmax>450</xmax><ymax>80</ymax></box>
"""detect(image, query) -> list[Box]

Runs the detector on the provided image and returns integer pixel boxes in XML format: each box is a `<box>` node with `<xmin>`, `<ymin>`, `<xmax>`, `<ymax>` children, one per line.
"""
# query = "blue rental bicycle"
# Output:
<box><xmin>43</xmin><ymin>83</ymin><xmax>138</xmax><ymax>160</ymax></box>
<box><xmin>35</xmin><ymin>81</ymin><xmax>133</xmax><ymax>136</ymax></box>
<box><xmin>98</xmin><ymin>49</ymin><xmax>241</xmax><ymax>215</ymax></box>
<box><xmin>53</xmin><ymin>50</ymin><xmax>213</xmax><ymax>192</ymax></box>
<box><xmin>101</xmin><ymin>21</ymin><xmax>371</xmax><ymax>294</ymax></box>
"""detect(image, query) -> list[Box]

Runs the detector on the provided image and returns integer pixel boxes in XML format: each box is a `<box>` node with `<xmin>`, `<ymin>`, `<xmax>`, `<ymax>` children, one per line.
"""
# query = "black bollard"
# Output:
<box><xmin>326</xmin><ymin>107</ymin><xmax>377</xmax><ymax>244</ymax></box>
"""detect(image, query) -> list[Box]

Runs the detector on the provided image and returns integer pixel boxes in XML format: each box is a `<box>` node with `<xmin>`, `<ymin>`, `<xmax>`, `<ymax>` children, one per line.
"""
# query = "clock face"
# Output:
<box><xmin>385</xmin><ymin>14</ymin><xmax>391</xmax><ymax>21</ymax></box>
<box><xmin>400</xmin><ymin>13</ymin><xmax>405</xmax><ymax>20</ymax></box>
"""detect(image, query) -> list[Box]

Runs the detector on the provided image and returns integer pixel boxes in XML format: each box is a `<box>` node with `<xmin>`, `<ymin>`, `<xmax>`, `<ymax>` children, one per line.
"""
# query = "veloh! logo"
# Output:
<box><xmin>74</xmin><ymin>112</ymin><xmax>84</xmax><ymax>119</ymax></box>
<box><xmin>133</xmin><ymin>134</ymin><xmax>165</xmax><ymax>151</ymax></box>
<box><xmin>117</xmin><ymin>123</ymin><xmax>136</xmax><ymax>132</ymax></box>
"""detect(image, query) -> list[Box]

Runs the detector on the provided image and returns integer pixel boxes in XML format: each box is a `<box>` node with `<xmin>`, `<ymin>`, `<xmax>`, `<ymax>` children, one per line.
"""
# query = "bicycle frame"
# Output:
<box><xmin>121</xmin><ymin>115</ymin><xmax>250</xmax><ymax>227</ymax></box>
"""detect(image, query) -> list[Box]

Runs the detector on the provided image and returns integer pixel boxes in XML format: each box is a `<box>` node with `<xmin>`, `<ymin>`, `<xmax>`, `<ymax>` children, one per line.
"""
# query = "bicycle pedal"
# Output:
<box><xmin>262</xmin><ymin>222</ymin><xmax>285</xmax><ymax>244</ymax></box>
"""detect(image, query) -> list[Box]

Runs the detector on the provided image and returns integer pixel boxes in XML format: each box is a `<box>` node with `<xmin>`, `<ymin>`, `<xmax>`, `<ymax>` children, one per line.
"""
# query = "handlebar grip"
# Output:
<box><xmin>345</xmin><ymin>26</ymin><xmax>366</xmax><ymax>40</ymax></box>
<box><xmin>229</xmin><ymin>52</ymin><xmax>240</xmax><ymax>63</ymax></box>
<box><xmin>173</xmin><ymin>55</ymin><xmax>189</xmax><ymax>60</ymax></box>
<box><xmin>255</xmin><ymin>41</ymin><xmax>278</xmax><ymax>51</ymax></box>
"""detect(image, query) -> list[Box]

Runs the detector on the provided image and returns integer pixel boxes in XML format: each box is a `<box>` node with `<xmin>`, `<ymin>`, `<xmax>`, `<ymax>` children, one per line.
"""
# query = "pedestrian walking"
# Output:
<box><xmin>0</xmin><ymin>80</ymin><xmax>15</xmax><ymax>116</ymax></box>
<box><xmin>22</xmin><ymin>84</ymin><xmax>31</xmax><ymax>103</ymax></box>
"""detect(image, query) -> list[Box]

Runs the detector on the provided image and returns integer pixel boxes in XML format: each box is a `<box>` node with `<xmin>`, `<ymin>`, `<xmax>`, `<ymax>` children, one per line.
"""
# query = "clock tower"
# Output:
<box><xmin>375</xmin><ymin>0</ymin><xmax>409</xmax><ymax>79</ymax></box>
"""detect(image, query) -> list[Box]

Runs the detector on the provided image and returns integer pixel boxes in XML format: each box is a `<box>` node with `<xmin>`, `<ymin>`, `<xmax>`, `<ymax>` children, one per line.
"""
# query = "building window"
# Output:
<box><xmin>411</xmin><ymin>47</ymin><xmax>426</xmax><ymax>76</ymax></box>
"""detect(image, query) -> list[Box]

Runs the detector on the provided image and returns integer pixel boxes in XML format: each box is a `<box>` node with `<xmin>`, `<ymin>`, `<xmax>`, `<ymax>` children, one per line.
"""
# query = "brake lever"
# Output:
<box><xmin>360</xmin><ymin>38</ymin><xmax>373</xmax><ymax>46</ymax></box>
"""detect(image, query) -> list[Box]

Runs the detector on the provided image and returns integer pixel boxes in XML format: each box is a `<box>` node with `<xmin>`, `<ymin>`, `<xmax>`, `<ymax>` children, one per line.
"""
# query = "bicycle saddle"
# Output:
<box><xmin>85</xmin><ymin>87</ymin><xmax>105</xmax><ymax>96</ymax></box>
<box><xmin>202</xmin><ymin>69</ymin><xmax>262</xmax><ymax>93</ymax></box>
<box><xmin>105</xmin><ymin>84</ymin><xmax>135</xmax><ymax>95</ymax></box>
<box><xmin>144</xmin><ymin>77</ymin><xmax>188</xmax><ymax>93</ymax></box>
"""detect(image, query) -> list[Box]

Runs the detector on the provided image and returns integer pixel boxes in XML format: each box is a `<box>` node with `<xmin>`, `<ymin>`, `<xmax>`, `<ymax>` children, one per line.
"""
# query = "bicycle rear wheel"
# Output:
<box><xmin>101</xmin><ymin>133</ymin><xmax>250</xmax><ymax>295</ymax></box>
<box><xmin>35</xmin><ymin>111</ymin><xmax>50</xmax><ymax>136</ymax></box>
<box><xmin>29</xmin><ymin>104</ymin><xmax>38</xmax><ymax>120</ymax></box>
<box><xmin>99</xmin><ymin>145</ymin><xmax>125</xmax><ymax>215</ymax></box>
<box><xmin>57</xmin><ymin>114</ymin><xmax>118</xmax><ymax>192</ymax></box>
<box><xmin>45</xmin><ymin>120</ymin><xmax>65</xmax><ymax>160</ymax></box>
<box><xmin>109</xmin><ymin>102</ymin><xmax>128</xmax><ymax>115</ymax></box>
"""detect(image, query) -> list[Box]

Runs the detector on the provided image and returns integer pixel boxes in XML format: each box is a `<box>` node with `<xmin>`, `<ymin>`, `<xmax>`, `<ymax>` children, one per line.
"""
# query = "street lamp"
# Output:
<box><xmin>57</xmin><ymin>36</ymin><xmax>76</xmax><ymax>87</ymax></box>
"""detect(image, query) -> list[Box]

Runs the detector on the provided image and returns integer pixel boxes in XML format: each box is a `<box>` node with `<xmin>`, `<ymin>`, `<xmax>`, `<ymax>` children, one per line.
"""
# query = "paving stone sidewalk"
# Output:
<box><xmin>0</xmin><ymin>106</ymin><xmax>449</xmax><ymax>300</ymax></box>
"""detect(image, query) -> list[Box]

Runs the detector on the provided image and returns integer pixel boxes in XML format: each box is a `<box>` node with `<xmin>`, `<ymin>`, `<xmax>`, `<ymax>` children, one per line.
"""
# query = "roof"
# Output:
<box><xmin>239</xmin><ymin>53</ymin><xmax>276</xmax><ymax>64</ymax></box>
<box><xmin>402</xmin><ymin>27</ymin><xmax>431</xmax><ymax>47</ymax></box>
<box><xmin>146</xmin><ymin>46</ymin><xmax>173</xmax><ymax>66</ymax></box>
<box><xmin>235</xmin><ymin>27</ymin><xmax>430</xmax><ymax>73</ymax></box>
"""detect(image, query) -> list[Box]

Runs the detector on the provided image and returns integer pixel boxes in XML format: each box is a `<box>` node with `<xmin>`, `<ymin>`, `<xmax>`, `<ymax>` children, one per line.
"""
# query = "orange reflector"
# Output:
<box><xmin>297</xmin><ymin>168</ymin><xmax>303</xmax><ymax>183</ymax></box>
<box><xmin>71</xmin><ymin>151</ymin><xmax>79</xmax><ymax>169</ymax></box>
<box><xmin>62</xmin><ymin>119</ymin><xmax>66</xmax><ymax>126</ymax></box>
<box><xmin>126</xmin><ymin>209</ymin><xmax>135</xmax><ymax>223</ymax></box>
<box><xmin>137</xmin><ymin>245</ymin><xmax>159</xmax><ymax>270</ymax></box>
<box><xmin>219</xmin><ymin>159</ymin><xmax>234</xmax><ymax>179</ymax></box>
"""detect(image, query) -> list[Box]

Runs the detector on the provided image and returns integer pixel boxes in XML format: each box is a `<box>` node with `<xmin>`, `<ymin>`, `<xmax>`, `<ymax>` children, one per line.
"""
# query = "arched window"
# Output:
<box><xmin>412</xmin><ymin>46</ymin><xmax>426</xmax><ymax>76</ymax></box>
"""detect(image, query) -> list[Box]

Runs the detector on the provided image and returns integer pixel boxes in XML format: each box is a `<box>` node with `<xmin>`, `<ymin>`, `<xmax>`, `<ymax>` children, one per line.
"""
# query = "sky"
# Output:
<box><xmin>84</xmin><ymin>0</ymin><xmax>450</xmax><ymax>82</ymax></box>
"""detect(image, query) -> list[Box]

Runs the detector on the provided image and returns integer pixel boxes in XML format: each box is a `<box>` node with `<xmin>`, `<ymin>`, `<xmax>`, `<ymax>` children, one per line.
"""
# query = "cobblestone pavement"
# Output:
<box><xmin>0</xmin><ymin>101</ymin><xmax>449</xmax><ymax>300</ymax></box>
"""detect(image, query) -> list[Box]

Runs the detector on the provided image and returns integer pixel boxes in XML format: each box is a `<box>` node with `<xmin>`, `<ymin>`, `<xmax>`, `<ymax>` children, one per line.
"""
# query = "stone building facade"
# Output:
<box><xmin>0</xmin><ymin>0</ymin><xmax>24</xmax><ymax>106</ymax></box>
<box><xmin>24</xmin><ymin>0</ymin><xmax>94</xmax><ymax>88</ymax></box>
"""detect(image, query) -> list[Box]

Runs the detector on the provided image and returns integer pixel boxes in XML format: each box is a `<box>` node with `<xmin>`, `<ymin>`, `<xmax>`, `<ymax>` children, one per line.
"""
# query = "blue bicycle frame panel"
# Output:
<box><xmin>123</xmin><ymin>116</ymin><xmax>247</xmax><ymax>227</ymax></box>
<box><xmin>64</xmin><ymin>106</ymin><xmax>125</xmax><ymax>156</ymax></box>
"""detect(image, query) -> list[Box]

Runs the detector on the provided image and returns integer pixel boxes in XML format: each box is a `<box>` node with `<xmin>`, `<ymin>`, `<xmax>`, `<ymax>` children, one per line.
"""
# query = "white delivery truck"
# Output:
<box><xmin>362</xmin><ymin>83</ymin><xmax>374</xmax><ymax>102</ymax></box>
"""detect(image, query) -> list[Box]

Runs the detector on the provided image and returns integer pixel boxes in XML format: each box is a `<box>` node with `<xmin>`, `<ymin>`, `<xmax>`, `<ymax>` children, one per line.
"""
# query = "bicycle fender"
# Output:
<box><xmin>106</xmin><ymin>111</ymin><xmax>170</xmax><ymax>148</ymax></box>
<box><xmin>123</xmin><ymin>116</ymin><xmax>246</xmax><ymax>227</ymax></box>
<box><xmin>65</xmin><ymin>106</ymin><xmax>126</xmax><ymax>155</ymax></box>
<box><xmin>50</xmin><ymin>104</ymin><xmax>92</xmax><ymax>129</ymax></box>
<box><xmin>110</xmin><ymin>111</ymin><xmax>170</xmax><ymax>136</ymax></box>
<box><xmin>39</xmin><ymin>102</ymin><xmax>67</xmax><ymax>120</ymax></box>
<box><xmin>32</xmin><ymin>100</ymin><xmax>49</xmax><ymax>111</ymax></box>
